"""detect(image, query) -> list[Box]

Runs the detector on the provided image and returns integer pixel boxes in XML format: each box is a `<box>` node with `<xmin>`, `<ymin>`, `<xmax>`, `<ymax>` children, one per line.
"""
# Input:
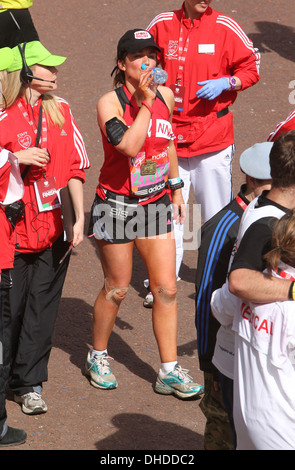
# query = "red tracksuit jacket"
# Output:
<box><xmin>267</xmin><ymin>110</ymin><xmax>295</xmax><ymax>142</ymax></box>
<box><xmin>0</xmin><ymin>96</ymin><xmax>90</xmax><ymax>252</ymax></box>
<box><xmin>147</xmin><ymin>4</ymin><xmax>260</xmax><ymax>158</ymax></box>
<box><xmin>0</xmin><ymin>156</ymin><xmax>15</xmax><ymax>270</ymax></box>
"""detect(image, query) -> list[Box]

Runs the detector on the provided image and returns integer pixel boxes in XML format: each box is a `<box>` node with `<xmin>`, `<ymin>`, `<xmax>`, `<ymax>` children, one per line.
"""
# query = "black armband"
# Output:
<box><xmin>105</xmin><ymin>117</ymin><xmax>128</xmax><ymax>146</ymax></box>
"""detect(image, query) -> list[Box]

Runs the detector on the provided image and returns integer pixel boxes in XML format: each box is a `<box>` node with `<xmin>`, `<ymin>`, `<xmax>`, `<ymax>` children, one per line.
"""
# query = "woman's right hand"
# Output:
<box><xmin>14</xmin><ymin>148</ymin><xmax>50</xmax><ymax>167</ymax></box>
<box><xmin>138</xmin><ymin>68</ymin><xmax>157</xmax><ymax>103</ymax></box>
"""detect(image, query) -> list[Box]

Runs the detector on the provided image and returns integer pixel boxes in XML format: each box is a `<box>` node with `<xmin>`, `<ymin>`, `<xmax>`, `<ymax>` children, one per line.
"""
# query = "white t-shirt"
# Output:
<box><xmin>211</xmin><ymin>196</ymin><xmax>285</xmax><ymax>379</ymax></box>
<box><xmin>233</xmin><ymin>285</ymin><xmax>295</xmax><ymax>450</ymax></box>
<box><xmin>211</xmin><ymin>281</ymin><xmax>238</xmax><ymax>379</ymax></box>
<box><xmin>212</xmin><ymin>263</ymin><xmax>295</xmax><ymax>450</ymax></box>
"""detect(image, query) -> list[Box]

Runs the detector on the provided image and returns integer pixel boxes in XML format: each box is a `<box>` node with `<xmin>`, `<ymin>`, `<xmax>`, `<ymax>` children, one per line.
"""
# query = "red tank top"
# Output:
<box><xmin>97</xmin><ymin>85</ymin><xmax>174</xmax><ymax>204</ymax></box>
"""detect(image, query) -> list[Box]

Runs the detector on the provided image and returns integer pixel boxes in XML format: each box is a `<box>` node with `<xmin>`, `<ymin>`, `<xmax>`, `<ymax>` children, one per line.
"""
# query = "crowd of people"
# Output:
<box><xmin>0</xmin><ymin>0</ymin><xmax>294</xmax><ymax>451</ymax></box>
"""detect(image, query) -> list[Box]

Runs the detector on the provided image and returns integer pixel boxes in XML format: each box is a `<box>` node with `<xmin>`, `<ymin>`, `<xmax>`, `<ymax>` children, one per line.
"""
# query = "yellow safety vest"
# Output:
<box><xmin>0</xmin><ymin>1</ymin><xmax>33</xmax><ymax>11</ymax></box>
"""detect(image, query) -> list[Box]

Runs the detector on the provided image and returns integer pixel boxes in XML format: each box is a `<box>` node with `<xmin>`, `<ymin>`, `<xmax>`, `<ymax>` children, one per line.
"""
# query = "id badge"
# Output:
<box><xmin>34</xmin><ymin>176</ymin><xmax>60</xmax><ymax>212</ymax></box>
<box><xmin>198</xmin><ymin>44</ymin><xmax>215</xmax><ymax>54</ymax></box>
<box><xmin>140</xmin><ymin>159</ymin><xmax>157</xmax><ymax>176</ymax></box>
<box><xmin>170</xmin><ymin>84</ymin><xmax>186</xmax><ymax>112</ymax></box>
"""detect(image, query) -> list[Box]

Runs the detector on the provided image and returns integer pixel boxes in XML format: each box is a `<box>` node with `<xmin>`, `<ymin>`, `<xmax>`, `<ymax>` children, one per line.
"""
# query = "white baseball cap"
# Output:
<box><xmin>240</xmin><ymin>142</ymin><xmax>273</xmax><ymax>179</ymax></box>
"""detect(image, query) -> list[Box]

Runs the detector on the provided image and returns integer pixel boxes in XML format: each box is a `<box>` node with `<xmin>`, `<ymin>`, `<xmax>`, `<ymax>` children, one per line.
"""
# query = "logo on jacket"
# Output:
<box><xmin>166</xmin><ymin>41</ymin><xmax>179</xmax><ymax>60</ymax></box>
<box><xmin>17</xmin><ymin>132</ymin><xmax>32</xmax><ymax>149</ymax></box>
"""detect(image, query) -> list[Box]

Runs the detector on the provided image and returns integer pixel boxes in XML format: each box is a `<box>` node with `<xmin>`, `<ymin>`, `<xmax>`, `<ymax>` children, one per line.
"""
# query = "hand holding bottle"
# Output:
<box><xmin>141</xmin><ymin>65</ymin><xmax>168</xmax><ymax>94</ymax></box>
<box><xmin>141</xmin><ymin>65</ymin><xmax>168</xmax><ymax>84</ymax></box>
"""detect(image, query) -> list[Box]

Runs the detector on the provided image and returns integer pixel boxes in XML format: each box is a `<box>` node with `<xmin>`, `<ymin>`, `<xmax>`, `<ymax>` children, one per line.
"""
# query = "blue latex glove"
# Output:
<box><xmin>196</xmin><ymin>77</ymin><xmax>229</xmax><ymax>100</ymax></box>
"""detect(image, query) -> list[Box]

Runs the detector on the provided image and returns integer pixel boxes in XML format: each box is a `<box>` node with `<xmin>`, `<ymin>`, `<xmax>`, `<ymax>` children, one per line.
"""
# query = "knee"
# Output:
<box><xmin>104</xmin><ymin>278</ymin><xmax>129</xmax><ymax>306</ymax></box>
<box><xmin>151</xmin><ymin>284</ymin><xmax>177</xmax><ymax>306</ymax></box>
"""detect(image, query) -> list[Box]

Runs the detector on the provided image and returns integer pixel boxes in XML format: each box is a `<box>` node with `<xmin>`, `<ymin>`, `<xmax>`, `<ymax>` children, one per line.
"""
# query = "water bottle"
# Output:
<box><xmin>151</xmin><ymin>67</ymin><xmax>168</xmax><ymax>84</ymax></box>
<box><xmin>141</xmin><ymin>64</ymin><xmax>168</xmax><ymax>84</ymax></box>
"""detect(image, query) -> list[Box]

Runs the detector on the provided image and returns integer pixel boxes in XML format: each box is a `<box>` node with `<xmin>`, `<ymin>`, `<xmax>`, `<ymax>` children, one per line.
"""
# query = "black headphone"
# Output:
<box><xmin>18</xmin><ymin>43</ymin><xmax>34</xmax><ymax>84</ymax></box>
<box><xmin>17</xmin><ymin>43</ymin><xmax>56</xmax><ymax>85</ymax></box>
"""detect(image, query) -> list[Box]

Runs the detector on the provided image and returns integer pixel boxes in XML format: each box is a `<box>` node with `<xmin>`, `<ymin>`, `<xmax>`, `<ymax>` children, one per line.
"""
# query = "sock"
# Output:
<box><xmin>90</xmin><ymin>348</ymin><xmax>107</xmax><ymax>359</ymax></box>
<box><xmin>160</xmin><ymin>361</ymin><xmax>177</xmax><ymax>375</ymax></box>
<box><xmin>33</xmin><ymin>385</ymin><xmax>42</xmax><ymax>395</ymax></box>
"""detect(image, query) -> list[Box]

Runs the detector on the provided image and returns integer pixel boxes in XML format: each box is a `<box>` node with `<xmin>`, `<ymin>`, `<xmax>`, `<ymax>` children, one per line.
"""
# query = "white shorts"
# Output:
<box><xmin>174</xmin><ymin>145</ymin><xmax>234</xmax><ymax>276</ymax></box>
<box><xmin>178</xmin><ymin>145</ymin><xmax>234</xmax><ymax>222</ymax></box>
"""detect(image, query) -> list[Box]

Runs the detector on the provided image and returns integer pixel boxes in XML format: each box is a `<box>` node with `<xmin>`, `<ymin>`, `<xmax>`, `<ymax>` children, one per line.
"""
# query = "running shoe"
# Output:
<box><xmin>143</xmin><ymin>291</ymin><xmax>153</xmax><ymax>308</ymax></box>
<box><xmin>0</xmin><ymin>426</ymin><xmax>27</xmax><ymax>447</ymax></box>
<box><xmin>14</xmin><ymin>392</ymin><xmax>48</xmax><ymax>415</ymax></box>
<box><xmin>85</xmin><ymin>351</ymin><xmax>118</xmax><ymax>389</ymax></box>
<box><xmin>155</xmin><ymin>364</ymin><xmax>204</xmax><ymax>399</ymax></box>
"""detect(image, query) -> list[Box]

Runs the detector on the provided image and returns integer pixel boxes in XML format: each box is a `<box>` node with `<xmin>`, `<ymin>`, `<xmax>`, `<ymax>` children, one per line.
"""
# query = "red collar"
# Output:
<box><xmin>236</xmin><ymin>194</ymin><xmax>248</xmax><ymax>211</ymax></box>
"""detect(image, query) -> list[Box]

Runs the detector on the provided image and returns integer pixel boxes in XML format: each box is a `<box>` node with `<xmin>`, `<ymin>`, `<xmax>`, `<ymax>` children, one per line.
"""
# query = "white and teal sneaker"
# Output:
<box><xmin>155</xmin><ymin>364</ymin><xmax>204</xmax><ymax>399</ymax></box>
<box><xmin>85</xmin><ymin>351</ymin><xmax>118</xmax><ymax>390</ymax></box>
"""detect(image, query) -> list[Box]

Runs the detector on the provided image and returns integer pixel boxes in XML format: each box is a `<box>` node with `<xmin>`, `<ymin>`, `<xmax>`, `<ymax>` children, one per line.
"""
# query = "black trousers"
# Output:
<box><xmin>0</xmin><ymin>9</ymin><xmax>39</xmax><ymax>48</ymax></box>
<box><xmin>0</xmin><ymin>270</ymin><xmax>12</xmax><ymax>435</ymax></box>
<box><xmin>9</xmin><ymin>236</ymin><xmax>71</xmax><ymax>396</ymax></box>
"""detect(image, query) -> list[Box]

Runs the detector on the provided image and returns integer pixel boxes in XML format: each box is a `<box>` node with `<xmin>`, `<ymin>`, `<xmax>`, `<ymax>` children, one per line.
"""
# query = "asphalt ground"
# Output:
<box><xmin>3</xmin><ymin>0</ymin><xmax>295</xmax><ymax>458</ymax></box>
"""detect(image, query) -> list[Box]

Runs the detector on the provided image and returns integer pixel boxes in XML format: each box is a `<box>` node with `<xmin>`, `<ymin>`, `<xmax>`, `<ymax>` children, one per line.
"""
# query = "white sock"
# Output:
<box><xmin>90</xmin><ymin>348</ymin><xmax>107</xmax><ymax>359</ymax></box>
<box><xmin>160</xmin><ymin>361</ymin><xmax>177</xmax><ymax>375</ymax></box>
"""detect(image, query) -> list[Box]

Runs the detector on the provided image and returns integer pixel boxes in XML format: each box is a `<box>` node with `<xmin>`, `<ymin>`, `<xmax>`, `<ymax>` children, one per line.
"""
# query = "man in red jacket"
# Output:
<box><xmin>147</xmin><ymin>1</ymin><xmax>260</xmax><ymax>279</ymax></box>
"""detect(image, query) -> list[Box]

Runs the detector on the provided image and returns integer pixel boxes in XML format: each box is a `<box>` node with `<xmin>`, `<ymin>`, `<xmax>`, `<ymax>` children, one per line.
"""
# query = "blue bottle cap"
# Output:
<box><xmin>141</xmin><ymin>64</ymin><xmax>147</xmax><ymax>70</ymax></box>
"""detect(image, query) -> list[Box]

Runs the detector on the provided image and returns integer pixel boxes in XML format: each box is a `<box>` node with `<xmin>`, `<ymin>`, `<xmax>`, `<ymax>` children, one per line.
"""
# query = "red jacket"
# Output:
<box><xmin>147</xmin><ymin>4</ymin><xmax>260</xmax><ymax>157</ymax></box>
<box><xmin>0</xmin><ymin>96</ymin><xmax>90</xmax><ymax>252</ymax></box>
<box><xmin>0</xmin><ymin>155</ymin><xmax>16</xmax><ymax>270</ymax></box>
<box><xmin>267</xmin><ymin>110</ymin><xmax>295</xmax><ymax>142</ymax></box>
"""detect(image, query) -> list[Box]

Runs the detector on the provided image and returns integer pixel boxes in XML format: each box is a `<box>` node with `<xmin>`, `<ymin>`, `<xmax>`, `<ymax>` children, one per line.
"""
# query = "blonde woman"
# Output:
<box><xmin>0</xmin><ymin>41</ymin><xmax>90</xmax><ymax>415</ymax></box>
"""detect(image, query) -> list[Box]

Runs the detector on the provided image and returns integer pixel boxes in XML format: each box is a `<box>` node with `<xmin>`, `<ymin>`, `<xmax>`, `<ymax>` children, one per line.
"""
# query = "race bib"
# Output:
<box><xmin>129</xmin><ymin>148</ymin><xmax>170</xmax><ymax>197</ymax></box>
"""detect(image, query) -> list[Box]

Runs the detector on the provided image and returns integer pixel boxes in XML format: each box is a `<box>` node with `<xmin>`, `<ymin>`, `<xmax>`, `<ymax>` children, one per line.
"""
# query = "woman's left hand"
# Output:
<box><xmin>172</xmin><ymin>189</ymin><xmax>186</xmax><ymax>225</ymax></box>
<box><xmin>72</xmin><ymin>217</ymin><xmax>84</xmax><ymax>247</ymax></box>
<box><xmin>67</xmin><ymin>177</ymin><xmax>84</xmax><ymax>247</ymax></box>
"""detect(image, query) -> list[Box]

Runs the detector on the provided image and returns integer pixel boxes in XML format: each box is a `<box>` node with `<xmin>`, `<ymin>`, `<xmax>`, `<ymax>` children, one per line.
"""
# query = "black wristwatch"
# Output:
<box><xmin>168</xmin><ymin>177</ymin><xmax>184</xmax><ymax>191</ymax></box>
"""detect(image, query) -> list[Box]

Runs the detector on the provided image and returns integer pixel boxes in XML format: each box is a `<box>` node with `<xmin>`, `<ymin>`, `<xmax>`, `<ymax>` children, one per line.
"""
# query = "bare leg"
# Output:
<box><xmin>135</xmin><ymin>233</ymin><xmax>177</xmax><ymax>363</ymax></box>
<box><xmin>136</xmin><ymin>232</ymin><xmax>204</xmax><ymax>399</ymax></box>
<box><xmin>92</xmin><ymin>239</ymin><xmax>134</xmax><ymax>351</ymax></box>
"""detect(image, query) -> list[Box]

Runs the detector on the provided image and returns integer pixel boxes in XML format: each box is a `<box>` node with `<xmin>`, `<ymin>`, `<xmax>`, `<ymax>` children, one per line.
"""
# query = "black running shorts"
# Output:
<box><xmin>88</xmin><ymin>190</ymin><xmax>173</xmax><ymax>244</ymax></box>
